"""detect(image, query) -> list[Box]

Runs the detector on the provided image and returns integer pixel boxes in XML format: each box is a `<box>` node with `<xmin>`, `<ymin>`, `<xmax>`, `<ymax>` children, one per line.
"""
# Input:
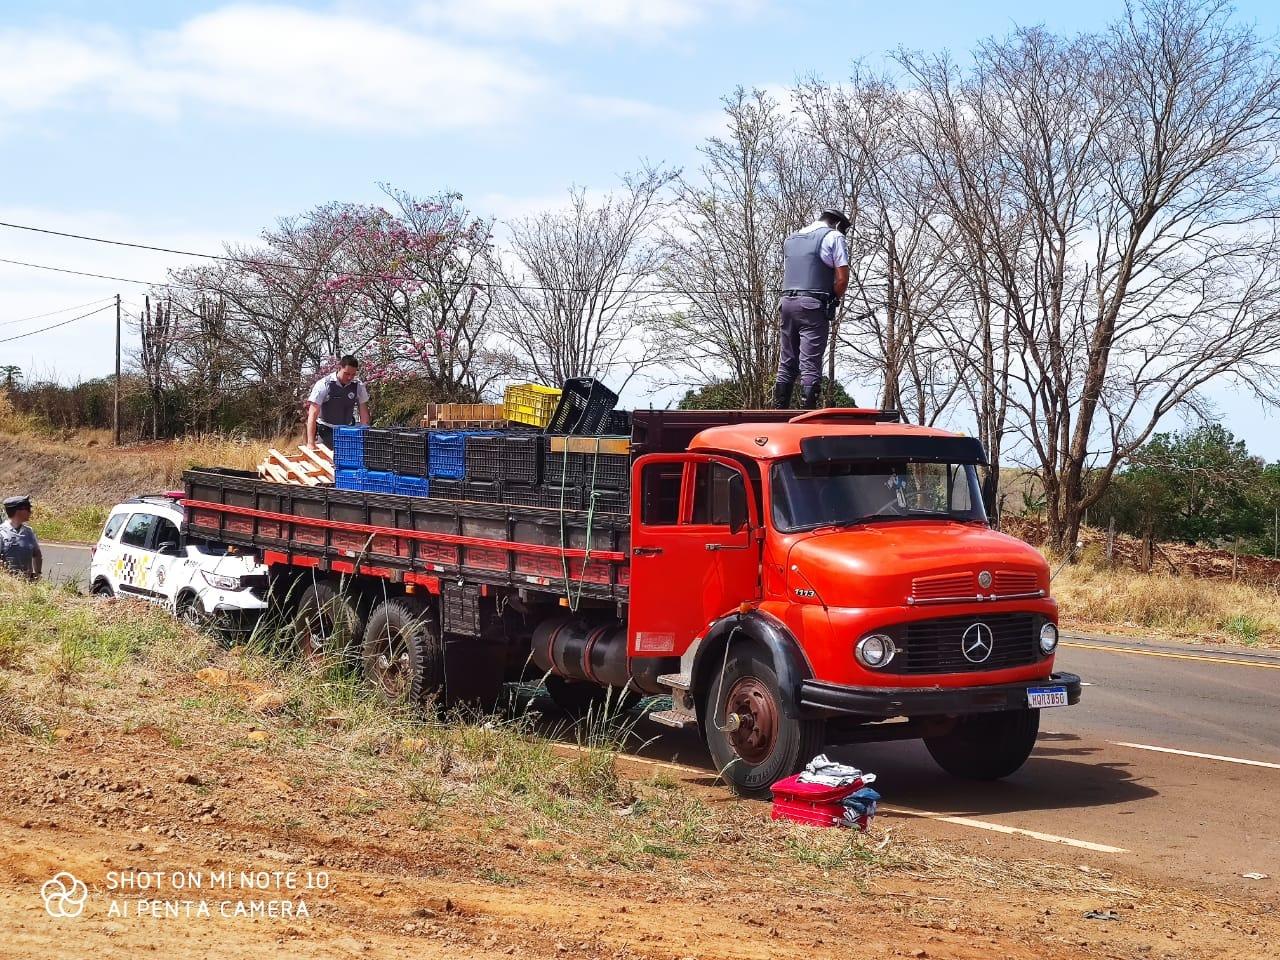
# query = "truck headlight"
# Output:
<box><xmin>201</xmin><ymin>571</ymin><xmax>241</xmax><ymax>591</ymax></box>
<box><xmin>1039</xmin><ymin>622</ymin><xmax>1059</xmax><ymax>654</ymax></box>
<box><xmin>855</xmin><ymin>634</ymin><xmax>896</xmax><ymax>669</ymax></box>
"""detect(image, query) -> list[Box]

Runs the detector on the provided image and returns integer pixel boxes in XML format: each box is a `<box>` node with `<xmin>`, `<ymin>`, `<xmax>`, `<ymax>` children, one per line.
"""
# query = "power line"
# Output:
<box><xmin>0</xmin><ymin>255</ymin><xmax>169</xmax><ymax>288</ymax></box>
<box><xmin>0</xmin><ymin>303</ymin><xmax>116</xmax><ymax>345</ymax></box>
<box><xmin>0</xmin><ymin>295</ymin><xmax>116</xmax><ymax>328</ymax></box>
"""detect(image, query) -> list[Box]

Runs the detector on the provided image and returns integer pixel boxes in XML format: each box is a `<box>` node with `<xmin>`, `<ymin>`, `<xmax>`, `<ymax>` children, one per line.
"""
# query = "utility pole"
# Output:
<box><xmin>114</xmin><ymin>293</ymin><xmax>121</xmax><ymax>446</ymax></box>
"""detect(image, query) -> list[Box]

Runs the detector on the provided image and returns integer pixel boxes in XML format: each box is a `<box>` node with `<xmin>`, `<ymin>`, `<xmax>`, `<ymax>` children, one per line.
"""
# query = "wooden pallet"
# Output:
<box><xmin>257</xmin><ymin>443</ymin><xmax>335</xmax><ymax>486</ymax></box>
<box><xmin>420</xmin><ymin>403</ymin><xmax>508</xmax><ymax>429</ymax></box>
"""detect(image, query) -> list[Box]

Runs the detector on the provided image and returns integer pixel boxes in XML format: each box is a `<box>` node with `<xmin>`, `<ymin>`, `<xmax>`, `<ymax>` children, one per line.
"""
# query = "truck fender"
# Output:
<box><xmin>690</xmin><ymin>611</ymin><xmax>813</xmax><ymax>720</ymax></box>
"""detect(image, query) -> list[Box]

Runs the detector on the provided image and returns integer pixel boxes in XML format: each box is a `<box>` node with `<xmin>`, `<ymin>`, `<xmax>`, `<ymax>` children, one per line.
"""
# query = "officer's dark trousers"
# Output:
<box><xmin>776</xmin><ymin>295</ymin><xmax>829</xmax><ymax>392</ymax></box>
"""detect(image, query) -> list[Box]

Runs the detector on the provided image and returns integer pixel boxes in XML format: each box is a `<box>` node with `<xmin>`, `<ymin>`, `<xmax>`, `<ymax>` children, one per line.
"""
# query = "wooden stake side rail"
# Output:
<box><xmin>182</xmin><ymin>468</ymin><xmax>631</xmax><ymax>602</ymax></box>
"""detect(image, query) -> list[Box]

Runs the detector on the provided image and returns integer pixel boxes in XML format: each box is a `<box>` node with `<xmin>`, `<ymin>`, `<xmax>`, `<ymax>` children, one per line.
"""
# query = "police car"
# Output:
<box><xmin>90</xmin><ymin>492</ymin><xmax>268</xmax><ymax>635</ymax></box>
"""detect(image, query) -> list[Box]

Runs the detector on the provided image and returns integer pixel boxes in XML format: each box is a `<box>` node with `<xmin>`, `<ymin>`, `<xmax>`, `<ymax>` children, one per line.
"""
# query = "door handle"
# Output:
<box><xmin>706</xmin><ymin>542</ymin><xmax>752</xmax><ymax>551</ymax></box>
<box><xmin>633</xmin><ymin>547</ymin><xmax>663</xmax><ymax>557</ymax></box>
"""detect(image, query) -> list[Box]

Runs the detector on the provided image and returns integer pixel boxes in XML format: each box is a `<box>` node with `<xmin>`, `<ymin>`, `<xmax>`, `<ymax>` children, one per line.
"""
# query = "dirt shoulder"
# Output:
<box><xmin>0</xmin><ymin>582</ymin><xmax>1275</xmax><ymax>959</ymax></box>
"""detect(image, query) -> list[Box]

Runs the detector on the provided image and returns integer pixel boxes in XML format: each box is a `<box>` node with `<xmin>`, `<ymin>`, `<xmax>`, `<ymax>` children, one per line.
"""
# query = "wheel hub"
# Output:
<box><xmin>725</xmin><ymin>677</ymin><xmax>778</xmax><ymax>765</ymax></box>
<box><xmin>372</xmin><ymin>633</ymin><xmax>411</xmax><ymax>700</ymax></box>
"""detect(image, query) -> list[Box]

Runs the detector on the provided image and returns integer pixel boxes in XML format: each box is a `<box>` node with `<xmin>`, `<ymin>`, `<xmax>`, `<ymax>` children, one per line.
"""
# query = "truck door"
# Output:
<box><xmin>628</xmin><ymin>453</ymin><xmax>761</xmax><ymax>658</ymax></box>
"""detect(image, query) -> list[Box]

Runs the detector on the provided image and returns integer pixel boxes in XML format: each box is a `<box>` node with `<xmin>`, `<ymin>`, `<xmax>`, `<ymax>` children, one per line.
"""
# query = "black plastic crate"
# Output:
<box><xmin>465</xmin><ymin>479</ymin><xmax>503</xmax><ymax>503</ymax></box>
<box><xmin>578</xmin><ymin>451</ymin><xmax>630</xmax><ymax>491</ymax></box>
<box><xmin>589</xmin><ymin>488</ymin><xmax>630</xmax><ymax>516</ymax></box>
<box><xmin>542</xmin><ymin>485</ymin><xmax>583</xmax><ymax>511</ymax></box>
<box><xmin>603</xmin><ymin>410</ymin><xmax>632</xmax><ymax>437</ymax></box>
<box><xmin>542</xmin><ymin>437</ymin><xmax>583</xmax><ymax>485</ymax></box>
<box><xmin>364</xmin><ymin>428</ymin><xmax>397</xmax><ymax>472</ymax></box>
<box><xmin>466</xmin><ymin>433</ymin><xmax>542</xmax><ymax>485</ymax></box>
<box><xmin>392</xmin><ymin>429</ymin><xmax>430</xmax><ymax>477</ymax></box>
<box><xmin>545</xmin><ymin>377</ymin><xmax>618</xmax><ymax>436</ymax></box>
<box><xmin>430</xmin><ymin>478</ymin><xmax>465</xmax><ymax>501</ymax></box>
<box><xmin>502</xmin><ymin>485</ymin><xmax>550</xmax><ymax>509</ymax></box>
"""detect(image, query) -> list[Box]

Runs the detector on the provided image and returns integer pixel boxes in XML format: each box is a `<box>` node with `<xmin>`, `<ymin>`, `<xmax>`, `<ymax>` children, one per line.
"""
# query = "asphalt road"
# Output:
<box><xmin>635</xmin><ymin>636</ymin><xmax>1280</xmax><ymax>894</ymax></box>
<box><xmin>34</xmin><ymin>540</ymin><xmax>1280</xmax><ymax>892</ymax></box>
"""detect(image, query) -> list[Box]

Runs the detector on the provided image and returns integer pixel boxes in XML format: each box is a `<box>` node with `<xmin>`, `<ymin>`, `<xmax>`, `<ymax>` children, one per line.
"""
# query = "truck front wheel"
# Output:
<box><xmin>924</xmin><ymin>708</ymin><xmax>1040</xmax><ymax>780</ymax></box>
<box><xmin>701</xmin><ymin>647</ymin><xmax>824</xmax><ymax>798</ymax></box>
<box><xmin>361</xmin><ymin>597</ymin><xmax>443</xmax><ymax>711</ymax></box>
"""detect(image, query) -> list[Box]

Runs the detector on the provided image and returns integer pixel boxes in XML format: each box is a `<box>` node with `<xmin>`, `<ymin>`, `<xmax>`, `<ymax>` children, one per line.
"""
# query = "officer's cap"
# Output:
<box><xmin>821</xmin><ymin>208</ymin><xmax>851</xmax><ymax>232</ymax></box>
<box><xmin>3</xmin><ymin>495</ymin><xmax>31</xmax><ymax>514</ymax></box>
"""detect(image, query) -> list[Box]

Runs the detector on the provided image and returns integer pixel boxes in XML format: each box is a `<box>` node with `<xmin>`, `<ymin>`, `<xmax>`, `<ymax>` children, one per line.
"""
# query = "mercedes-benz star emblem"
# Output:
<box><xmin>961</xmin><ymin>622</ymin><xmax>994</xmax><ymax>663</ymax></box>
<box><xmin>977</xmin><ymin>569</ymin><xmax>992</xmax><ymax>589</ymax></box>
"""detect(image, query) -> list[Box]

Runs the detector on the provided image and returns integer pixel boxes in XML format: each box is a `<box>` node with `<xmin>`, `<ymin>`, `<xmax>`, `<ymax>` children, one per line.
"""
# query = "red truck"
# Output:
<box><xmin>183</xmin><ymin>408</ymin><xmax>1080</xmax><ymax>796</ymax></box>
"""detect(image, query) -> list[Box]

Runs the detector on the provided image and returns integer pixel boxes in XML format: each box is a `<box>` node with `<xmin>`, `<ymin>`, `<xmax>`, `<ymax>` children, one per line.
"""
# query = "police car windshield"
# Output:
<box><xmin>771</xmin><ymin>458</ymin><xmax>988</xmax><ymax>532</ymax></box>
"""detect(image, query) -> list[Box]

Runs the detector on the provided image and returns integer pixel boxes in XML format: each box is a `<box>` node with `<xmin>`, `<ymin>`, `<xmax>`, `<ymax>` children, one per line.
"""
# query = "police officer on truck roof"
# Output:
<box><xmin>774</xmin><ymin>207</ymin><xmax>851</xmax><ymax>410</ymax></box>
<box><xmin>305</xmin><ymin>355</ymin><xmax>370</xmax><ymax>450</ymax></box>
<box><xmin>0</xmin><ymin>495</ymin><xmax>42</xmax><ymax>581</ymax></box>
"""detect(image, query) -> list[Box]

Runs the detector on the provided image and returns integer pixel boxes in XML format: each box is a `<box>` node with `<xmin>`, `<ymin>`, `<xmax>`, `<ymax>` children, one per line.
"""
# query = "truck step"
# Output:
<box><xmin>656</xmin><ymin>672</ymin><xmax>691</xmax><ymax>692</ymax></box>
<box><xmin>647</xmin><ymin>709</ymin><xmax>696</xmax><ymax>729</ymax></box>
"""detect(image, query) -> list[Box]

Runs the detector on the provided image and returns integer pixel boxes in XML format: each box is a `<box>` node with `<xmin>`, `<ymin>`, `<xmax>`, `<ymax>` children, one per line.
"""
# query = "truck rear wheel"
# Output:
<box><xmin>293</xmin><ymin>581</ymin><xmax>362</xmax><ymax>668</ymax></box>
<box><xmin>361</xmin><ymin>597</ymin><xmax>443</xmax><ymax>711</ymax></box>
<box><xmin>701</xmin><ymin>647</ymin><xmax>824</xmax><ymax>798</ymax></box>
<box><xmin>924</xmin><ymin>708</ymin><xmax>1040</xmax><ymax>780</ymax></box>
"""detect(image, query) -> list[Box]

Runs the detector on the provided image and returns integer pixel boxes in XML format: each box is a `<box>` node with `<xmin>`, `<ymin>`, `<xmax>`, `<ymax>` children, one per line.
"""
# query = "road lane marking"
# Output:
<box><xmin>1062</xmin><ymin>640</ymin><xmax>1280</xmax><ymax>670</ymax></box>
<box><xmin>882</xmin><ymin>806</ymin><xmax>1129</xmax><ymax>854</ymax></box>
<box><xmin>1111</xmin><ymin>741</ymin><xmax>1280</xmax><ymax>770</ymax></box>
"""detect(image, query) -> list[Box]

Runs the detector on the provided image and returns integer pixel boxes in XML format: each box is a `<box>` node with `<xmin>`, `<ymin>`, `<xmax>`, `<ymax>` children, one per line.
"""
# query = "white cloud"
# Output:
<box><xmin>0</xmin><ymin>5</ymin><xmax>547</xmax><ymax>133</ymax></box>
<box><xmin>416</xmin><ymin>0</ymin><xmax>761</xmax><ymax>43</ymax></box>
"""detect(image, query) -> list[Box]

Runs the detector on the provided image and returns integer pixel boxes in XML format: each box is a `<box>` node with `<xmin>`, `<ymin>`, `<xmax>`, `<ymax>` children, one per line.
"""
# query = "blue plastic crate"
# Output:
<box><xmin>393</xmin><ymin>474</ymin><xmax>430</xmax><ymax>498</ymax></box>
<box><xmin>332</xmin><ymin>425</ymin><xmax>367</xmax><ymax>469</ymax></box>
<box><xmin>361</xmin><ymin>470</ymin><xmax>395</xmax><ymax>494</ymax></box>
<box><xmin>428</xmin><ymin>431</ymin><xmax>498</xmax><ymax>480</ymax></box>
<box><xmin>335</xmin><ymin>468</ymin><xmax>365</xmax><ymax>491</ymax></box>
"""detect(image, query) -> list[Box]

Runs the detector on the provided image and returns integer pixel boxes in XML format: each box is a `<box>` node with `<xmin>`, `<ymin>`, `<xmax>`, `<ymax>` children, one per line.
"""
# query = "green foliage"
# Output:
<box><xmin>679</xmin><ymin>378</ymin><xmax>857</xmax><ymax>410</ymax></box>
<box><xmin>1095</xmin><ymin>424</ymin><xmax>1280</xmax><ymax>552</ymax></box>
<box><xmin>30</xmin><ymin>504</ymin><xmax>109</xmax><ymax>544</ymax></box>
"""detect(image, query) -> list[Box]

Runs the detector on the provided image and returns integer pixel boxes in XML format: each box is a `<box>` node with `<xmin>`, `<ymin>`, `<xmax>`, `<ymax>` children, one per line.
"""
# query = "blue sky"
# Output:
<box><xmin>1</xmin><ymin>1</ymin><xmax>1278</xmax><ymax>455</ymax></box>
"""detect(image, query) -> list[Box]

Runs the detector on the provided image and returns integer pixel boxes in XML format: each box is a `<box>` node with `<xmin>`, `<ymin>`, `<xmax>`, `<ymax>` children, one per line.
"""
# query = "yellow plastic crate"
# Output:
<box><xmin>504</xmin><ymin>383</ymin><xmax>562</xmax><ymax>428</ymax></box>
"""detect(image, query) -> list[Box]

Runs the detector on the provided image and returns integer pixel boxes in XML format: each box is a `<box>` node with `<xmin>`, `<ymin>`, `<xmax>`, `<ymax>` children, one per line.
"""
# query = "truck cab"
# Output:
<box><xmin>627</xmin><ymin>409</ymin><xmax>1079</xmax><ymax>794</ymax></box>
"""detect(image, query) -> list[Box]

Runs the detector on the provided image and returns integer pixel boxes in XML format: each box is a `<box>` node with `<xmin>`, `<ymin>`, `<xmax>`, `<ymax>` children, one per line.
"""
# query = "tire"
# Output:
<box><xmin>292</xmin><ymin>581</ymin><xmax>363</xmax><ymax>668</ymax></box>
<box><xmin>700</xmin><ymin>645</ymin><xmax>825</xmax><ymax>797</ymax></box>
<box><xmin>545</xmin><ymin>675</ymin><xmax>631</xmax><ymax>718</ymax></box>
<box><xmin>361</xmin><ymin>597</ymin><xmax>443</xmax><ymax>711</ymax></box>
<box><xmin>90</xmin><ymin>579</ymin><xmax>114</xmax><ymax>599</ymax></box>
<box><xmin>924</xmin><ymin>708</ymin><xmax>1040</xmax><ymax>780</ymax></box>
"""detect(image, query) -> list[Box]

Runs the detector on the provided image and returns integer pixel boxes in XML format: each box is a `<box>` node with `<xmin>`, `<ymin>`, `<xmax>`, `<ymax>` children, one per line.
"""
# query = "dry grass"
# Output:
<box><xmin>0</xmin><ymin>422</ymin><xmax>291</xmax><ymax>541</ymax></box>
<box><xmin>1053</xmin><ymin>561</ymin><xmax>1280</xmax><ymax>646</ymax></box>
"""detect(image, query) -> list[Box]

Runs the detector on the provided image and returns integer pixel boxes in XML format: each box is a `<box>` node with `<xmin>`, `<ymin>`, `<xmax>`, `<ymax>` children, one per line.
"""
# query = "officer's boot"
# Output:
<box><xmin>801</xmin><ymin>382</ymin><xmax>822</xmax><ymax>410</ymax></box>
<box><xmin>772</xmin><ymin>380</ymin><xmax>794</xmax><ymax>410</ymax></box>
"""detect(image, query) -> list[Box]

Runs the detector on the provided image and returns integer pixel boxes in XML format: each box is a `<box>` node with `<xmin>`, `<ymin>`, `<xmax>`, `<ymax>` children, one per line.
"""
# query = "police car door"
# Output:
<box><xmin>143</xmin><ymin>514</ymin><xmax>184</xmax><ymax>603</ymax></box>
<box><xmin>115</xmin><ymin>512</ymin><xmax>162</xmax><ymax>601</ymax></box>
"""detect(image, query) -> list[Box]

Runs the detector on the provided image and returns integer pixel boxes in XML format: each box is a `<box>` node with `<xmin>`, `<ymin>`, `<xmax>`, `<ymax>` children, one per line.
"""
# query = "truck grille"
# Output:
<box><xmin>890</xmin><ymin>613</ymin><xmax>1038</xmax><ymax>674</ymax></box>
<box><xmin>911</xmin><ymin>572</ymin><xmax>974</xmax><ymax>601</ymax></box>
<box><xmin>994</xmin><ymin>570</ymin><xmax>1038</xmax><ymax>594</ymax></box>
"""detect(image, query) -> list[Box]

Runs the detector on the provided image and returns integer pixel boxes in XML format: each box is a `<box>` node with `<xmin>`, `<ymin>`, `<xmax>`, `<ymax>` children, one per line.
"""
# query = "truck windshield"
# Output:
<box><xmin>771</xmin><ymin>458</ymin><xmax>988</xmax><ymax>532</ymax></box>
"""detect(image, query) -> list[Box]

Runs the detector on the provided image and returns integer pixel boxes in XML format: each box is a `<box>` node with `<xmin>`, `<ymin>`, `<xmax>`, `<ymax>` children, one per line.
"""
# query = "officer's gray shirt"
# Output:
<box><xmin>0</xmin><ymin>520</ymin><xmax>39</xmax><ymax>573</ymax></box>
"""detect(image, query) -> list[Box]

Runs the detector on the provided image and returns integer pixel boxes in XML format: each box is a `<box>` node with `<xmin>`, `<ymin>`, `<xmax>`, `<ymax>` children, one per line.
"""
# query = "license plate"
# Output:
<box><xmin>1027</xmin><ymin>685</ymin><xmax>1069</xmax><ymax>709</ymax></box>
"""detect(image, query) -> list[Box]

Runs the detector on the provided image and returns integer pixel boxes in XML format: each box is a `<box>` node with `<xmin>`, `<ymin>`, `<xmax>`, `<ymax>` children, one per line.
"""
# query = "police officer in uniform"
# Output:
<box><xmin>0</xmin><ymin>495</ymin><xmax>42</xmax><ymax>580</ymax></box>
<box><xmin>305</xmin><ymin>355</ymin><xmax>370</xmax><ymax>449</ymax></box>
<box><xmin>774</xmin><ymin>208</ymin><xmax>851</xmax><ymax>409</ymax></box>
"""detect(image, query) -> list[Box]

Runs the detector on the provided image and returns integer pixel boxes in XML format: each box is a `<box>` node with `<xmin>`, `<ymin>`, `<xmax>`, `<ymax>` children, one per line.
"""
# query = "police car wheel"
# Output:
<box><xmin>90</xmin><ymin>579</ymin><xmax>114</xmax><ymax>599</ymax></box>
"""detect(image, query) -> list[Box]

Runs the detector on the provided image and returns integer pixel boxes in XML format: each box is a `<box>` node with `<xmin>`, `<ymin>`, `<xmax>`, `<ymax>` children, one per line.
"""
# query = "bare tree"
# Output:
<box><xmin>657</xmin><ymin>88</ymin><xmax>816</xmax><ymax>407</ymax></box>
<box><xmin>493</xmin><ymin>167</ymin><xmax>675</xmax><ymax>391</ymax></box>
<box><xmin>795</xmin><ymin>71</ymin><xmax>964</xmax><ymax>424</ymax></box>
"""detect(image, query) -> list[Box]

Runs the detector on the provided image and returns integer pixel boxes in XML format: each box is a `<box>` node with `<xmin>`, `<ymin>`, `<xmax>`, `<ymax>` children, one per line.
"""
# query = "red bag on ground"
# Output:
<box><xmin>769</xmin><ymin>772</ymin><xmax>868</xmax><ymax>829</ymax></box>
